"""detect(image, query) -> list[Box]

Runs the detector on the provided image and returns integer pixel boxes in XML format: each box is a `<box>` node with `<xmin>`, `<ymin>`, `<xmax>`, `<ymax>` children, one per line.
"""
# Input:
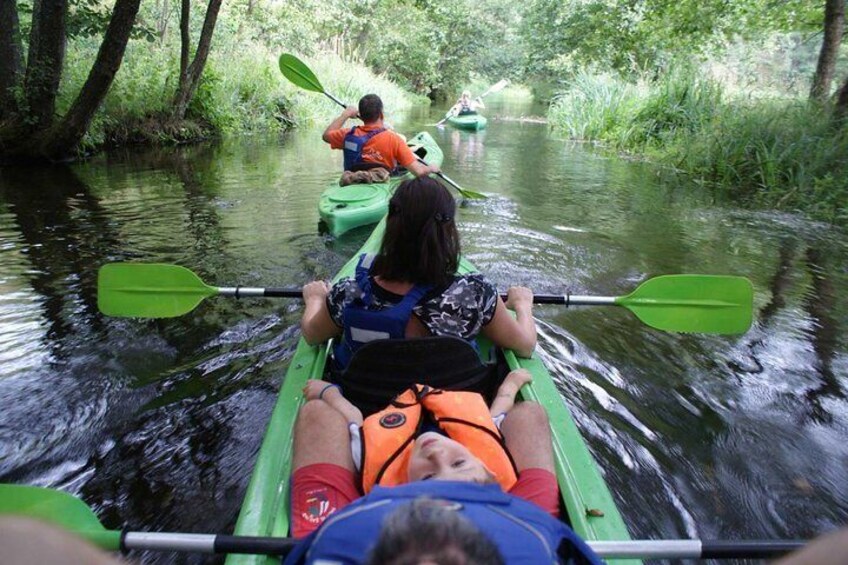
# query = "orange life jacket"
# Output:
<box><xmin>360</xmin><ymin>384</ymin><xmax>518</xmax><ymax>493</ymax></box>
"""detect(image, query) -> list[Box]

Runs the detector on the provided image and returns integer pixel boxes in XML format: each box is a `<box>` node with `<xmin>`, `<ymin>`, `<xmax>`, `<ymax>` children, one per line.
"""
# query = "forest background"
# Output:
<box><xmin>0</xmin><ymin>0</ymin><xmax>846</xmax><ymax>224</ymax></box>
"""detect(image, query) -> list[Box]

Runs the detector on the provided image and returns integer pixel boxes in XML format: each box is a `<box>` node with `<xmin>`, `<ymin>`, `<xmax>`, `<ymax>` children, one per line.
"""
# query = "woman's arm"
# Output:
<box><xmin>480</xmin><ymin>286</ymin><xmax>537</xmax><ymax>357</ymax></box>
<box><xmin>300</xmin><ymin>281</ymin><xmax>342</xmax><ymax>345</ymax></box>
<box><xmin>303</xmin><ymin>380</ymin><xmax>363</xmax><ymax>425</ymax></box>
<box><xmin>489</xmin><ymin>369</ymin><xmax>532</xmax><ymax>417</ymax></box>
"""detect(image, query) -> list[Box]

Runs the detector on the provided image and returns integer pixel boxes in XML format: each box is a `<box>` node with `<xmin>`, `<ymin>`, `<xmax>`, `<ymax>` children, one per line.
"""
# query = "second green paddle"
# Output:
<box><xmin>97</xmin><ymin>263</ymin><xmax>753</xmax><ymax>334</ymax></box>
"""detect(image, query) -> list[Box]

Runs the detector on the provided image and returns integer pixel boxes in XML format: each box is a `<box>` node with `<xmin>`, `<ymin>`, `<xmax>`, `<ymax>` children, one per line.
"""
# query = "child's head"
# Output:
<box><xmin>407</xmin><ymin>432</ymin><xmax>496</xmax><ymax>484</ymax></box>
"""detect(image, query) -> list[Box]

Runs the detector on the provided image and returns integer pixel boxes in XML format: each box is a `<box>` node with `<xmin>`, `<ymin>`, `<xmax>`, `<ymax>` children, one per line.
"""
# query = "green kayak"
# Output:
<box><xmin>317</xmin><ymin>131</ymin><xmax>444</xmax><ymax>237</ymax></box>
<box><xmin>227</xmin><ymin>219</ymin><xmax>638</xmax><ymax>565</ymax></box>
<box><xmin>447</xmin><ymin>113</ymin><xmax>488</xmax><ymax>131</ymax></box>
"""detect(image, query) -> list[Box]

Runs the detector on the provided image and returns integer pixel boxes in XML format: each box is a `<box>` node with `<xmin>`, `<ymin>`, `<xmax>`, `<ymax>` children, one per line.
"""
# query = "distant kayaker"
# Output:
<box><xmin>448</xmin><ymin>90</ymin><xmax>485</xmax><ymax>117</ymax></box>
<box><xmin>300</xmin><ymin>176</ymin><xmax>537</xmax><ymax>369</ymax></box>
<box><xmin>323</xmin><ymin>94</ymin><xmax>440</xmax><ymax>186</ymax></box>
<box><xmin>284</xmin><ymin>370</ymin><xmax>605</xmax><ymax>565</ymax></box>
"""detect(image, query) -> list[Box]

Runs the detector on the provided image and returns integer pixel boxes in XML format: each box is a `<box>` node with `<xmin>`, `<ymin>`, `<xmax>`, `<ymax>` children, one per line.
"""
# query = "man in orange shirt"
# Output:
<box><xmin>322</xmin><ymin>94</ymin><xmax>440</xmax><ymax>186</ymax></box>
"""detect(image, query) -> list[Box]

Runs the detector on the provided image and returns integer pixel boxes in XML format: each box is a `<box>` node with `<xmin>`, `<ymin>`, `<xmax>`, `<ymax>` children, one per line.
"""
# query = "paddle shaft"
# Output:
<box><xmin>218</xmin><ymin>286</ymin><xmax>301</xmax><ymax>298</ymax></box>
<box><xmin>118</xmin><ymin>532</ymin><xmax>803</xmax><ymax>558</ymax></box>
<box><xmin>322</xmin><ymin>91</ymin><xmax>346</xmax><ymax>108</ymax></box>
<box><xmin>218</xmin><ymin>287</ymin><xmax>613</xmax><ymax>305</ymax></box>
<box><xmin>503</xmin><ymin>294</ymin><xmax>616</xmax><ymax>306</ymax></box>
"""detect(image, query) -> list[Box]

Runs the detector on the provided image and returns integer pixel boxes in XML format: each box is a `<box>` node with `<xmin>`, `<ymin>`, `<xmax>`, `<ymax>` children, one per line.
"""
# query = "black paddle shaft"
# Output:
<box><xmin>500</xmin><ymin>293</ymin><xmax>568</xmax><ymax>305</ymax></box>
<box><xmin>701</xmin><ymin>540</ymin><xmax>806</xmax><ymax>559</ymax></box>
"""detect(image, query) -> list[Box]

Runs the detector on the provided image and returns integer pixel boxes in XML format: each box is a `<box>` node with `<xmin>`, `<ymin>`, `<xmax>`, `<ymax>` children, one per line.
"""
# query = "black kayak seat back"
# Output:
<box><xmin>329</xmin><ymin>336</ymin><xmax>505</xmax><ymax>417</ymax></box>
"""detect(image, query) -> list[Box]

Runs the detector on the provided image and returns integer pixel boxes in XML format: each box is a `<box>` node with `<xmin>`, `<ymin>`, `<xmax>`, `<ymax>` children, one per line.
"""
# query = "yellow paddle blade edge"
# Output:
<box><xmin>98</xmin><ymin>263</ymin><xmax>218</xmax><ymax>318</ymax></box>
<box><xmin>618</xmin><ymin>274</ymin><xmax>754</xmax><ymax>335</ymax></box>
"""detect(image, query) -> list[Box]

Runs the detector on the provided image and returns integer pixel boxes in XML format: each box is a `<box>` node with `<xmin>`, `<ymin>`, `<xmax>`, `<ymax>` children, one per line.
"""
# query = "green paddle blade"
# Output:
<box><xmin>279</xmin><ymin>53</ymin><xmax>325</xmax><ymax>94</ymax></box>
<box><xmin>456</xmin><ymin>187</ymin><xmax>487</xmax><ymax>199</ymax></box>
<box><xmin>0</xmin><ymin>484</ymin><xmax>121</xmax><ymax>550</ymax></box>
<box><xmin>617</xmin><ymin>275</ymin><xmax>753</xmax><ymax>334</ymax></box>
<box><xmin>98</xmin><ymin>263</ymin><xmax>218</xmax><ymax>318</ymax></box>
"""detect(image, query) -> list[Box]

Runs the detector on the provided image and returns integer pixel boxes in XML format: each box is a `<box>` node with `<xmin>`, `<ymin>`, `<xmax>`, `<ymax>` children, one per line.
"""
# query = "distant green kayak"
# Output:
<box><xmin>447</xmin><ymin>112</ymin><xmax>488</xmax><ymax>131</ymax></box>
<box><xmin>317</xmin><ymin>131</ymin><xmax>443</xmax><ymax>237</ymax></box>
<box><xmin>227</xmin><ymin>218</ymin><xmax>639</xmax><ymax>565</ymax></box>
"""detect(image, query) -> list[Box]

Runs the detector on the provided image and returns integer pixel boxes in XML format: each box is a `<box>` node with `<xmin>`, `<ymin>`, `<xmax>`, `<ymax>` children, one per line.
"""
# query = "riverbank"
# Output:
<box><xmin>547</xmin><ymin>72</ymin><xmax>848</xmax><ymax>226</ymax></box>
<box><xmin>58</xmin><ymin>38</ymin><xmax>426</xmax><ymax>152</ymax></box>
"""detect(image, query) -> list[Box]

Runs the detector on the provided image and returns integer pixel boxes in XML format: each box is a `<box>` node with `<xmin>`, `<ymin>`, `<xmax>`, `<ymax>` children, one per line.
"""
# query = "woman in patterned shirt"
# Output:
<box><xmin>300</xmin><ymin>177</ymin><xmax>536</xmax><ymax>366</ymax></box>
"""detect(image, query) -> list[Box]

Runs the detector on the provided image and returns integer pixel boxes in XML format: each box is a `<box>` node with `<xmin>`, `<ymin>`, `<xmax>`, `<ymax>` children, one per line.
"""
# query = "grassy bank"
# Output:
<box><xmin>548</xmin><ymin>72</ymin><xmax>848</xmax><ymax>225</ymax></box>
<box><xmin>58</xmin><ymin>38</ymin><xmax>426</xmax><ymax>150</ymax></box>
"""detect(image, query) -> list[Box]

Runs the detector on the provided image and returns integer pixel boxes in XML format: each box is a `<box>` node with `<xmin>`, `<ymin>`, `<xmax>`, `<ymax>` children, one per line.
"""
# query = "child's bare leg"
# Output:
<box><xmin>292</xmin><ymin>399</ymin><xmax>355</xmax><ymax>472</ymax></box>
<box><xmin>499</xmin><ymin>402</ymin><xmax>555</xmax><ymax>473</ymax></box>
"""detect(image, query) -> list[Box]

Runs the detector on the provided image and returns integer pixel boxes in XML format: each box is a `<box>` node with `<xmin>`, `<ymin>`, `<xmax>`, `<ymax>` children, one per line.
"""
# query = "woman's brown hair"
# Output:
<box><xmin>371</xmin><ymin>176</ymin><xmax>460</xmax><ymax>287</ymax></box>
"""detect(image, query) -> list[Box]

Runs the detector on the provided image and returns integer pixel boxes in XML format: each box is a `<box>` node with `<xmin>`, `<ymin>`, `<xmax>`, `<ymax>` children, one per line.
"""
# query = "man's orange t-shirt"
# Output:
<box><xmin>326</xmin><ymin>124</ymin><xmax>416</xmax><ymax>171</ymax></box>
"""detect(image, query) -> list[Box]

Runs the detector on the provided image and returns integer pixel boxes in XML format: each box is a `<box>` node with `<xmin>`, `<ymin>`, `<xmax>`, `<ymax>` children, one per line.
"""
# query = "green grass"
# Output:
<box><xmin>548</xmin><ymin>72</ymin><xmax>848</xmax><ymax>225</ymax></box>
<box><xmin>56</xmin><ymin>38</ymin><xmax>426</xmax><ymax>149</ymax></box>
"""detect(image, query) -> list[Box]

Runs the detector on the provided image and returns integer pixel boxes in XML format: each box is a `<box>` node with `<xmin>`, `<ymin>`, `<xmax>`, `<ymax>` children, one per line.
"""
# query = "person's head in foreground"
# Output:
<box><xmin>365</xmin><ymin>499</ymin><xmax>504</xmax><ymax>565</ymax></box>
<box><xmin>373</xmin><ymin>176</ymin><xmax>459</xmax><ymax>287</ymax></box>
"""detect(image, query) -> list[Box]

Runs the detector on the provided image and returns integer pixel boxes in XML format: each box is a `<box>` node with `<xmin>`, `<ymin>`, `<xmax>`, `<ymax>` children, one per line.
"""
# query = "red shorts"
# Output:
<box><xmin>290</xmin><ymin>464</ymin><xmax>560</xmax><ymax>538</ymax></box>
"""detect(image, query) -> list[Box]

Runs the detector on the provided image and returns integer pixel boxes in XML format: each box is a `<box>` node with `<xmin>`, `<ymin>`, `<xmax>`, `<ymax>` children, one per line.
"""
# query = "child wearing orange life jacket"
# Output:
<box><xmin>301</xmin><ymin>369</ymin><xmax>533</xmax><ymax>491</ymax></box>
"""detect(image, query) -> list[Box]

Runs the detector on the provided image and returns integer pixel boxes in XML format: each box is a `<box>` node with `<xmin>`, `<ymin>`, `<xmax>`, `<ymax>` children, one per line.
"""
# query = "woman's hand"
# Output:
<box><xmin>302</xmin><ymin>280</ymin><xmax>330</xmax><ymax>303</ymax></box>
<box><xmin>505</xmin><ymin>286</ymin><xmax>533</xmax><ymax>312</ymax></box>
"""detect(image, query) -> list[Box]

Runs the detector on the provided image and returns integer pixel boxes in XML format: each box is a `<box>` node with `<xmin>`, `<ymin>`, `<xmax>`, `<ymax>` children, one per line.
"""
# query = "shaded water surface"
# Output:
<box><xmin>1</xmin><ymin>97</ymin><xmax>846</xmax><ymax>562</ymax></box>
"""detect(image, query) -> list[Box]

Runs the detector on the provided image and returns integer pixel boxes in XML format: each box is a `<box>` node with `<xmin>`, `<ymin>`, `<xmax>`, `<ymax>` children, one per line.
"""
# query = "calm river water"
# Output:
<box><xmin>1</xmin><ymin>97</ymin><xmax>846</xmax><ymax>563</ymax></box>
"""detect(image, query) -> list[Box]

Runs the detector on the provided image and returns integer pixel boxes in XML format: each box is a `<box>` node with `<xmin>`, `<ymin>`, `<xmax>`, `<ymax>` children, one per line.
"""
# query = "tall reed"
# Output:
<box><xmin>548</xmin><ymin>71</ymin><xmax>848</xmax><ymax>225</ymax></box>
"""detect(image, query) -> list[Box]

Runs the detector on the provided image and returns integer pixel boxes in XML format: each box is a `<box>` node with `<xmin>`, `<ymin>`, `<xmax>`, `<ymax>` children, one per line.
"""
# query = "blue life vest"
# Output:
<box><xmin>333</xmin><ymin>254</ymin><xmax>432</xmax><ymax>369</ymax></box>
<box><xmin>342</xmin><ymin>127</ymin><xmax>386</xmax><ymax>171</ymax></box>
<box><xmin>283</xmin><ymin>481</ymin><xmax>603</xmax><ymax>564</ymax></box>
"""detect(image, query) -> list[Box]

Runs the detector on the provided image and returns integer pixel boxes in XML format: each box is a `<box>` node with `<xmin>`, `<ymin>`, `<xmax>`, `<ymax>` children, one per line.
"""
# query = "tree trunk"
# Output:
<box><xmin>39</xmin><ymin>0</ymin><xmax>142</xmax><ymax>158</ymax></box>
<box><xmin>172</xmin><ymin>0</ymin><xmax>222</xmax><ymax>120</ymax></box>
<box><xmin>809</xmin><ymin>0</ymin><xmax>846</xmax><ymax>102</ymax></box>
<box><xmin>178</xmin><ymin>0</ymin><xmax>190</xmax><ymax>80</ymax></box>
<box><xmin>836</xmin><ymin>73</ymin><xmax>848</xmax><ymax>121</ymax></box>
<box><xmin>0</xmin><ymin>0</ymin><xmax>24</xmax><ymax>119</ymax></box>
<box><xmin>24</xmin><ymin>0</ymin><xmax>68</xmax><ymax>130</ymax></box>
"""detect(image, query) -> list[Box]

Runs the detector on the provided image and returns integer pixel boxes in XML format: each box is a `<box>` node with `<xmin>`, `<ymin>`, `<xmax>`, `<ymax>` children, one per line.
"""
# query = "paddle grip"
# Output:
<box><xmin>499</xmin><ymin>294</ymin><xmax>568</xmax><ymax>305</ymax></box>
<box><xmin>262</xmin><ymin>287</ymin><xmax>304</xmax><ymax>298</ymax></box>
<box><xmin>214</xmin><ymin>535</ymin><xmax>298</xmax><ymax>556</ymax></box>
<box><xmin>700</xmin><ymin>540</ymin><xmax>806</xmax><ymax>559</ymax></box>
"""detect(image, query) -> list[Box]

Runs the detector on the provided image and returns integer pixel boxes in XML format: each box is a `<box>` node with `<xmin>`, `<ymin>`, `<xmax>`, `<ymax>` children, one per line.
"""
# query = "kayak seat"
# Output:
<box><xmin>327</xmin><ymin>336</ymin><xmax>507</xmax><ymax>417</ymax></box>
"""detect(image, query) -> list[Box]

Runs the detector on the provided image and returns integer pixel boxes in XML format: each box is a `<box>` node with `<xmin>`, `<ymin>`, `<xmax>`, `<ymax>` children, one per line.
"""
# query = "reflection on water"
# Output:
<box><xmin>1</xmin><ymin>94</ymin><xmax>846</xmax><ymax>562</ymax></box>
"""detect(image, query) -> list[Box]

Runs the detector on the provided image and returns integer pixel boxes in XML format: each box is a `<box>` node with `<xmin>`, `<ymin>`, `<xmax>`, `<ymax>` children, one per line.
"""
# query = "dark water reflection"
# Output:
<box><xmin>1</xmin><ymin>96</ymin><xmax>846</xmax><ymax>562</ymax></box>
